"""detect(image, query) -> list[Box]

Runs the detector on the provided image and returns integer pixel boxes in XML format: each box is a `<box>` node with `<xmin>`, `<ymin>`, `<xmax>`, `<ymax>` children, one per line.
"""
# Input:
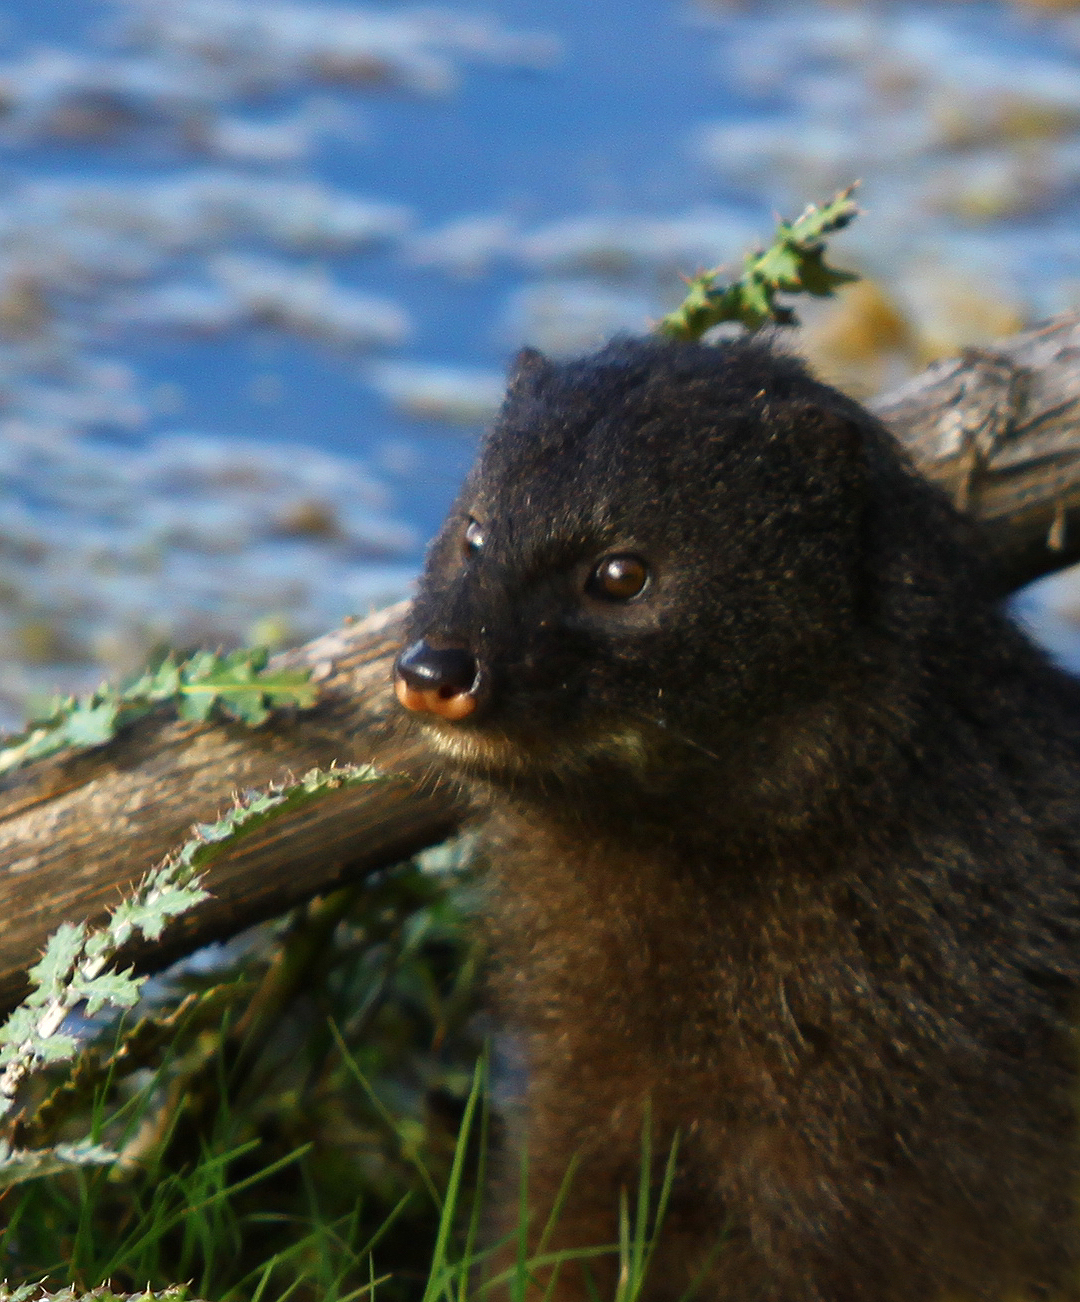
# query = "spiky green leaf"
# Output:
<box><xmin>70</xmin><ymin>969</ymin><xmax>142</xmax><ymax>1017</ymax></box>
<box><xmin>657</xmin><ymin>185</ymin><xmax>860</xmax><ymax>342</ymax></box>
<box><xmin>25</xmin><ymin>924</ymin><xmax>87</xmax><ymax>1001</ymax></box>
<box><xmin>0</xmin><ymin>646</ymin><xmax>318</xmax><ymax>775</ymax></box>
<box><xmin>0</xmin><ymin>763</ymin><xmax>387</xmax><ymax>1118</ymax></box>
<box><xmin>0</xmin><ymin>1138</ymin><xmax>117</xmax><ymax>1189</ymax></box>
<box><xmin>0</xmin><ymin>1006</ymin><xmax>41</xmax><ymax>1056</ymax></box>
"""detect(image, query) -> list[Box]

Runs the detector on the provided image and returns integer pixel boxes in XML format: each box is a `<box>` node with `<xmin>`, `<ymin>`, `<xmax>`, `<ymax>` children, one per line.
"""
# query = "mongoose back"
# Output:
<box><xmin>394</xmin><ymin>335</ymin><xmax>1080</xmax><ymax>1302</ymax></box>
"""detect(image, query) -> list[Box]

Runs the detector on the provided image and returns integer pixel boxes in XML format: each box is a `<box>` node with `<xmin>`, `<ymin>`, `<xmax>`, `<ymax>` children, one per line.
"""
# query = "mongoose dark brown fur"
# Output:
<box><xmin>393</xmin><ymin>335</ymin><xmax>1080</xmax><ymax>1302</ymax></box>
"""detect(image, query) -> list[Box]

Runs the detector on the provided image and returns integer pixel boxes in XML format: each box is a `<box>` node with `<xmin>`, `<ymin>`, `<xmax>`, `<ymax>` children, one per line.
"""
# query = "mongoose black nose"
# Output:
<box><xmin>394</xmin><ymin>640</ymin><xmax>480</xmax><ymax>721</ymax></box>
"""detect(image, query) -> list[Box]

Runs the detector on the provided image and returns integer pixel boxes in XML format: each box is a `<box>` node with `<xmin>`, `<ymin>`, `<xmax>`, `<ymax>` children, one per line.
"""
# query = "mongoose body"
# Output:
<box><xmin>394</xmin><ymin>337</ymin><xmax>1080</xmax><ymax>1302</ymax></box>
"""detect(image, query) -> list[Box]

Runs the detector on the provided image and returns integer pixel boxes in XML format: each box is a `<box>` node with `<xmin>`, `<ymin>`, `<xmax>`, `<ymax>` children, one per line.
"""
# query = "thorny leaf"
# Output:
<box><xmin>0</xmin><ymin>1285</ymin><xmax>191</xmax><ymax>1301</ymax></box>
<box><xmin>23</xmin><ymin>925</ymin><xmax>87</xmax><ymax>1004</ymax></box>
<box><xmin>61</xmin><ymin>701</ymin><xmax>121</xmax><ymax>748</ymax></box>
<box><xmin>25</xmin><ymin>1033</ymin><xmax>80</xmax><ymax>1065</ymax></box>
<box><xmin>24</xmin><ymin>982</ymin><xmax>252</xmax><ymax>1148</ymax></box>
<box><xmin>0</xmin><ymin>646</ymin><xmax>318</xmax><ymax>776</ymax></box>
<box><xmin>0</xmin><ymin>1008</ymin><xmax>42</xmax><ymax>1059</ymax></box>
<box><xmin>0</xmin><ymin>765</ymin><xmax>387</xmax><ymax>1116</ymax></box>
<box><xmin>69</xmin><ymin>970</ymin><xmax>142</xmax><ymax>1018</ymax></box>
<box><xmin>657</xmin><ymin>185</ymin><xmax>860</xmax><ymax>342</ymax></box>
<box><xmin>0</xmin><ymin>1138</ymin><xmax>117</xmax><ymax>1190</ymax></box>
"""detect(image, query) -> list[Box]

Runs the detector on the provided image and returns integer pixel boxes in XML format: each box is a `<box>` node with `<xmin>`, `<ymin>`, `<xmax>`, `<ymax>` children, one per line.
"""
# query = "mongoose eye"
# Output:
<box><xmin>586</xmin><ymin>553</ymin><xmax>649</xmax><ymax>601</ymax></box>
<box><xmin>463</xmin><ymin>517</ymin><xmax>484</xmax><ymax>556</ymax></box>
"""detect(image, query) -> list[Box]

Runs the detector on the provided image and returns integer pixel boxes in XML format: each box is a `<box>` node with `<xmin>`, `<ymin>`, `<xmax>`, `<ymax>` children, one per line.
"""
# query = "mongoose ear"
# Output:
<box><xmin>506</xmin><ymin>347</ymin><xmax>556</xmax><ymax>400</ymax></box>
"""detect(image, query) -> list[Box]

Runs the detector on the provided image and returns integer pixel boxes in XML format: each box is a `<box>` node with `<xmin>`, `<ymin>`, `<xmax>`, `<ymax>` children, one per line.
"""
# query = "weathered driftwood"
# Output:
<box><xmin>2</xmin><ymin>311</ymin><xmax>1080</xmax><ymax>1014</ymax></box>
<box><xmin>872</xmin><ymin>312</ymin><xmax>1080</xmax><ymax>592</ymax></box>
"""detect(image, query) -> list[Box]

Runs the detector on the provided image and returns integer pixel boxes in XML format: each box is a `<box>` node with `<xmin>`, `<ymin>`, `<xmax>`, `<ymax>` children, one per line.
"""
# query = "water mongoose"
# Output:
<box><xmin>394</xmin><ymin>335</ymin><xmax>1080</xmax><ymax>1302</ymax></box>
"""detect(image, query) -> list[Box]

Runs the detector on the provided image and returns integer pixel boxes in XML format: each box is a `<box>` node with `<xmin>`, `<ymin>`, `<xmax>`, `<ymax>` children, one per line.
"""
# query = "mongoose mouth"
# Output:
<box><xmin>409</xmin><ymin>705</ymin><xmax>655</xmax><ymax>783</ymax></box>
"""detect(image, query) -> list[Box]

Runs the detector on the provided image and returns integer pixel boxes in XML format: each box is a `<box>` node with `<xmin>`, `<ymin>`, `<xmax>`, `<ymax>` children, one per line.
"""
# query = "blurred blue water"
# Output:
<box><xmin>1</xmin><ymin>0</ymin><xmax>1079</xmax><ymax>721</ymax></box>
<box><xmin>5</xmin><ymin>0</ymin><xmax>1076</xmax><ymax>535</ymax></box>
<box><xmin>1</xmin><ymin>0</ymin><xmax>736</xmax><ymax>537</ymax></box>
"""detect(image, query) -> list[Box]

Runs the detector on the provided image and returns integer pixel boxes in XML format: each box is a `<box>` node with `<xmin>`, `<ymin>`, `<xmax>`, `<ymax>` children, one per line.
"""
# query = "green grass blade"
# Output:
<box><xmin>421</xmin><ymin>1054</ymin><xmax>485</xmax><ymax>1302</ymax></box>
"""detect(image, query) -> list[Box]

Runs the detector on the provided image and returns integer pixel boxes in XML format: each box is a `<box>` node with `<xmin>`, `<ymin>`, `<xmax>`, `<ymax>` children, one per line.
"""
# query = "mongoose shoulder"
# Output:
<box><xmin>394</xmin><ymin>335</ymin><xmax>1080</xmax><ymax>1302</ymax></box>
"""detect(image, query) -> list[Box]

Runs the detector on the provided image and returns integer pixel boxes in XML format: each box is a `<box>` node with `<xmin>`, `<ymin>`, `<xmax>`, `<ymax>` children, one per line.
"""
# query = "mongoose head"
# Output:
<box><xmin>394</xmin><ymin>335</ymin><xmax>952</xmax><ymax>788</ymax></box>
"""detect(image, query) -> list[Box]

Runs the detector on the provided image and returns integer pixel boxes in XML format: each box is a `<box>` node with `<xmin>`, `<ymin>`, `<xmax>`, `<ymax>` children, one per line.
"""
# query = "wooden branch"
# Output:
<box><xmin>871</xmin><ymin>311</ymin><xmax>1080</xmax><ymax>592</ymax></box>
<box><xmin>0</xmin><ymin>603</ymin><xmax>460</xmax><ymax>1012</ymax></box>
<box><xmin>1</xmin><ymin>311</ymin><xmax>1080</xmax><ymax>1014</ymax></box>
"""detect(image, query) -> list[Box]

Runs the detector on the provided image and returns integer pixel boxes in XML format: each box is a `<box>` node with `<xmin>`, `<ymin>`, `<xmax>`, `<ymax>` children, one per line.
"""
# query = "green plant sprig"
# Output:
<box><xmin>0</xmin><ymin>1288</ymin><xmax>197</xmax><ymax>1302</ymax></box>
<box><xmin>0</xmin><ymin>646</ymin><xmax>318</xmax><ymax>777</ymax></box>
<box><xmin>0</xmin><ymin>1137</ymin><xmax>119</xmax><ymax>1193</ymax></box>
<box><xmin>0</xmin><ymin>764</ymin><xmax>384</xmax><ymax>1130</ymax></box>
<box><xmin>656</xmin><ymin>184</ymin><xmax>860</xmax><ymax>342</ymax></box>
